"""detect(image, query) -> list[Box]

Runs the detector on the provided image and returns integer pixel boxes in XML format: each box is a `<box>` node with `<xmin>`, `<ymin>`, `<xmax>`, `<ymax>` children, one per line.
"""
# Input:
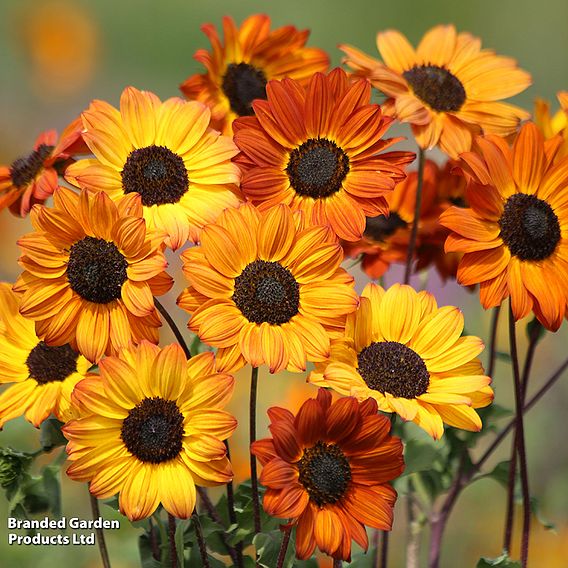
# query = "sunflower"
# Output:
<box><xmin>534</xmin><ymin>91</ymin><xmax>568</xmax><ymax>162</ymax></box>
<box><xmin>15</xmin><ymin>187</ymin><xmax>173</xmax><ymax>363</ymax></box>
<box><xmin>309</xmin><ymin>283</ymin><xmax>493</xmax><ymax>439</ymax></box>
<box><xmin>440</xmin><ymin>122</ymin><xmax>568</xmax><ymax>331</ymax></box>
<box><xmin>343</xmin><ymin>159</ymin><xmax>443</xmax><ymax>278</ymax></box>
<box><xmin>65</xmin><ymin>86</ymin><xmax>242</xmax><ymax>250</ymax></box>
<box><xmin>63</xmin><ymin>342</ymin><xmax>236</xmax><ymax>521</ymax></box>
<box><xmin>0</xmin><ymin>118</ymin><xmax>85</xmax><ymax>217</ymax></box>
<box><xmin>251</xmin><ymin>387</ymin><xmax>404</xmax><ymax>561</ymax></box>
<box><xmin>340</xmin><ymin>25</ymin><xmax>531</xmax><ymax>159</ymax></box>
<box><xmin>233</xmin><ymin>68</ymin><xmax>414</xmax><ymax>241</ymax></box>
<box><xmin>180</xmin><ymin>14</ymin><xmax>329</xmax><ymax>135</ymax></box>
<box><xmin>177</xmin><ymin>203</ymin><xmax>359</xmax><ymax>374</ymax></box>
<box><xmin>0</xmin><ymin>283</ymin><xmax>91</xmax><ymax>429</ymax></box>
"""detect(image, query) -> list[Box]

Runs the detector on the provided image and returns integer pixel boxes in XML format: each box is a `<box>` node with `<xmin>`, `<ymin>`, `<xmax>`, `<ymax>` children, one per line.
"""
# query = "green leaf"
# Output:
<box><xmin>494</xmin><ymin>351</ymin><xmax>512</xmax><ymax>363</ymax></box>
<box><xmin>138</xmin><ymin>533</ymin><xmax>163</xmax><ymax>568</ymax></box>
<box><xmin>295</xmin><ymin>559</ymin><xmax>319</xmax><ymax>567</ymax></box>
<box><xmin>253</xmin><ymin>530</ymin><xmax>295</xmax><ymax>568</ymax></box>
<box><xmin>476</xmin><ymin>552</ymin><xmax>521</xmax><ymax>567</ymax></box>
<box><xmin>347</xmin><ymin>551</ymin><xmax>375</xmax><ymax>566</ymax></box>
<box><xmin>403</xmin><ymin>438</ymin><xmax>445</xmax><ymax>476</ymax></box>
<box><xmin>477</xmin><ymin>460</ymin><xmax>512</xmax><ymax>488</ymax></box>
<box><xmin>0</xmin><ymin>447</ymin><xmax>32</xmax><ymax>489</ymax></box>
<box><xmin>40</xmin><ymin>419</ymin><xmax>67</xmax><ymax>452</ymax></box>
<box><xmin>42</xmin><ymin>465</ymin><xmax>61</xmax><ymax>518</ymax></box>
<box><xmin>175</xmin><ymin>518</ymin><xmax>189</xmax><ymax>567</ymax></box>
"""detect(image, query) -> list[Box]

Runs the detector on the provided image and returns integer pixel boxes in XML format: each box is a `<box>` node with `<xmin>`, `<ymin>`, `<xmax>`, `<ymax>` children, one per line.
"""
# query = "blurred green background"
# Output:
<box><xmin>1</xmin><ymin>0</ymin><xmax>568</xmax><ymax>566</ymax></box>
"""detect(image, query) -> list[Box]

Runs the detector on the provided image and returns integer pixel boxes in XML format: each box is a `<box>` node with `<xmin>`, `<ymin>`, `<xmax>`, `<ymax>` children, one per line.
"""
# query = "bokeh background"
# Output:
<box><xmin>1</xmin><ymin>0</ymin><xmax>568</xmax><ymax>566</ymax></box>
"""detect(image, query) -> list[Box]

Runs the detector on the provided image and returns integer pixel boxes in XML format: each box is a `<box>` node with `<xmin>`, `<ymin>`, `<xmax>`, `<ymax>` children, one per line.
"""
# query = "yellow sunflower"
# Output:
<box><xmin>65</xmin><ymin>86</ymin><xmax>242</xmax><ymax>250</ymax></box>
<box><xmin>309</xmin><ymin>283</ymin><xmax>493</xmax><ymax>439</ymax></box>
<box><xmin>180</xmin><ymin>14</ymin><xmax>329</xmax><ymax>135</ymax></box>
<box><xmin>0</xmin><ymin>283</ymin><xmax>91</xmax><ymax>428</ymax></box>
<box><xmin>15</xmin><ymin>187</ymin><xmax>172</xmax><ymax>363</ymax></box>
<box><xmin>64</xmin><ymin>342</ymin><xmax>236</xmax><ymax>521</ymax></box>
<box><xmin>340</xmin><ymin>25</ymin><xmax>531</xmax><ymax>158</ymax></box>
<box><xmin>177</xmin><ymin>203</ymin><xmax>359</xmax><ymax>374</ymax></box>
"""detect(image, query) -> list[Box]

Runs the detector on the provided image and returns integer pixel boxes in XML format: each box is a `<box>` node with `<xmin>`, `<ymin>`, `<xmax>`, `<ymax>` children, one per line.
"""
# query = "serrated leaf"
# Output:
<box><xmin>42</xmin><ymin>465</ymin><xmax>61</xmax><ymax>518</ymax></box>
<box><xmin>253</xmin><ymin>530</ymin><xmax>295</xmax><ymax>568</ymax></box>
<box><xmin>476</xmin><ymin>552</ymin><xmax>521</xmax><ymax>567</ymax></box>
<box><xmin>403</xmin><ymin>438</ymin><xmax>444</xmax><ymax>476</ymax></box>
<box><xmin>347</xmin><ymin>551</ymin><xmax>375</xmax><ymax>566</ymax></box>
<box><xmin>530</xmin><ymin>497</ymin><xmax>557</xmax><ymax>532</ymax></box>
<box><xmin>477</xmin><ymin>460</ymin><xmax>511</xmax><ymax>488</ymax></box>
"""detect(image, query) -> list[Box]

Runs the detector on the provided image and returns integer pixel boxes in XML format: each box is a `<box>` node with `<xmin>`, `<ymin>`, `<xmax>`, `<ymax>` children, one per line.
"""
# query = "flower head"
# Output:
<box><xmin>0</xmin><ymin>118</ymin><xmax>85</xmax><ymax>216</ymax></box>
<box><xmin>309</xmin><ymin>283</ymin><xmax>493</xmax><ymax>439</ymax></box>
<box><xmin>233</xmin><ymin>68</ymin><xmax>414</xmax><ymax>241</ymax></box>
<box><xmin>64</xmin><ymin>342</ymin><xmax>236</xmax><ymax>521</ymax></box>
<box><xmin>0</xmin><ymin>283</ymin><xmax>91</xmax><ymax>428</ymax></box>
<box><xmin>440</xmin><ymin>122</ymin><xmax>568</xmax><ymax>331</ymax></box>
<box><xmin>16</xmin><ymin>187</ymin><xmax>173</xmax><ymax>362</ymax></box>
<box><xmin>177</xmin><ymin>203</ymin><xmax>359</xmax><ymax>373</ymax></box>
<box><xmin>534</xmin><ymin>91</ymin><xmax>568</xmax><ymax>162</ymax></box>
<box><xmin>180</xmin><ymin>14</ymin><xmax>329</xmax><ymax>134</ymax></box>
<box><xmin>65</xmin><ymin>86</ymin><xmax>242</xmax><ymax>250</ymax></box>
<box><xmin>341</xmin><ymin>25</ymin><xmax>531</xmax><ymax>158</ymax></box>
<box><xmin>251</xmin><ymin>388</ymin><xmax>404</xmax><ymax>561</ymax></box>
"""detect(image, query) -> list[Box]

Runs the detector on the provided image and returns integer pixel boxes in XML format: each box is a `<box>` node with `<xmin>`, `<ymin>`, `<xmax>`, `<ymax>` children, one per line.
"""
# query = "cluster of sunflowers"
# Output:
<box><xmin>1</xmin><ymin>13</ymin><xmax>567</xmax><ymax>568</ymax></box>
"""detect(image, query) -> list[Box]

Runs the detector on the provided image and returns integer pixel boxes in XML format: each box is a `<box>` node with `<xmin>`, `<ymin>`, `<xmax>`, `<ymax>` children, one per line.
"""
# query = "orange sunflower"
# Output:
<box><xmin>0</xmin><ymin>118</ymin><xmax>86</xmax><ymax>216</ymax></box>
<box><xmin>64</xmin><ymin>342</ymin><xmax>236</xmax><ymax>521</ymax></box>
<box><xmin>340</xmin><ymin>25</ymin><xmax>531</xmax><ymax>158</ymax></box>
<box><xmin>440</xmin><ymin>122</ymin><xmax>568</xmax><ymax>331</ymax></box>
<box><xmin>309</xmin><ymin>283</ymin><xmax>493</xmax><ymax>439</ymax></box>
<box><xmin>65</xmin><ymin>86</ymin><xmax>242</xmax><ymax>250</ymax></box>
<box><xmin>180</xmin><ymin>14</ymin><xmax>329</xmax><ymax>135</ymax></box>
<box><xmin>343</xmin><ymin>159</ymin><xmax>443</xmax><ymax>278</ymax></box>
<box><xmin>15</xmin><ymin>187</ymin><xmax>173</xmax><ymax>363</ymax></box>
<box><xmin>251</xmin><ymin>388</ymin><xmax>404</xmax><ymax>561</ymax></box>
<box><xmin>233</xmin><ymin>67</ymin><xmax>414</xmax><ymax>241</ymax></box>
<box><xmin>534</xmin><ymin>91</ymin><xmax>568</xmax><ymax>162</ymax></box>
<box><xmin>0</xmin><ymin>283</ymin><xmax>91</xmax><ymax>428</ymax></box>
<box><xmin>177</xmin><ymin>203</ymin><xmax>359</xmax><ymax>374</ymax></box>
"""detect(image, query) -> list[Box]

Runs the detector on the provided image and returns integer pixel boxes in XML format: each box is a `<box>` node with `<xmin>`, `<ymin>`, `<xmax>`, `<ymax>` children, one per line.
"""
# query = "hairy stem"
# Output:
<box><xmin>276</xmin><ymin>526</ymin><xmax>292</xmax><ymax>568</ymax></box>
<box><xmin>487</xmin><ymin>305</ymin><xmax>501</xmax><ymax>378</ymax></box>
<box><xmin>89</xmin><ymin>491</ymin><xmax>111</xmax><ymax>568</ymax></box>
<box><xmin>168</xmin><ymin>514</ymin><xmax>178</xmax><ymax>568</ymax></box>
<box><xmin>404</xmin><ymin>148</ymin><xmax>425</xmax><ymax>285</ymax></box>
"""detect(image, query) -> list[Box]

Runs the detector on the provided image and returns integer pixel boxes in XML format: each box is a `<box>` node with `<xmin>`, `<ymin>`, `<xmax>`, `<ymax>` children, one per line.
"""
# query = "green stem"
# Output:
<box><xmin>250</xmin><ymin>366</ymin><xmax>261</xmax><ymax>536</ymax></box>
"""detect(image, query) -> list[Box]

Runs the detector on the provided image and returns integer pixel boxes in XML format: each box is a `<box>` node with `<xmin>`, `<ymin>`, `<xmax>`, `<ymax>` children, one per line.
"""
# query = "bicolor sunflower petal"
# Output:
<box><xmin>233</xmin><ymin>68</ymin><xmax>415</xmax><ymax>242</ymax></box>
<box><xmin>309</xmin><ymin>283</ymin><xmax>493</xmax><ymax>439</ymax></box>
<box><xmin>440</xmin><ymin>122</ymin><xmax>568</xmax><ymax>331</ymax></box>
<box><xmin>340</xmin><ymin>25</ymin><xmax>531</xmax><ymax>158</ymax></box>
<box><xmin>63</xmin><ymin>342</ymin><xmax>237</xmax><ymax>521</ymax></box>
<box><xmin>16</xmin><ymin>187</ymin><xmax>172</xmax><ymax>363</ymax></box>
<box><xmin>178</xmin><ymin>203</ymin><xmax>359</xmax><ymax>374</ymax></box>
<box><xmin>65</xmin><ymin>86</ymin><xmax>242</xmax><ymax>250</ymax></box>
<box><xmin>252</xmin><ymin>388</ymin><xmax>404</xmax><ymax>562</ymax></box>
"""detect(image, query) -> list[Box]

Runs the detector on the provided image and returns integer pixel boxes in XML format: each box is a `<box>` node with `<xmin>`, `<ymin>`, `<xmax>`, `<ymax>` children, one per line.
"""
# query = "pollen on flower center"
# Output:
<box><xmin>121</xmin><ymin>145</ymin><xmax>189</xmax><ymax>206</ymax></box>
<box><xmin>221</xmin><ymin>62</ymin><xmax>268</xmax><ymax>117</ymax></box>
<box><xmin>499</xmin><ymin>193</ymin><xmax>561</xmax><ymax>261</ymax></box>
<box><xmin>121</xmin><ymin>397</ymin><xmax>184</xmax><ymax>464</ymax></box>
<box><xmin>26</xmin><ymin>342</ymin><xmax>78</xmax><ymax>385</ymax></box>
<box><xmin>232</xmin><ymin>260</ymin><xmax>300</xmax><ymax>325</ymax></box>
<box><xmin>403</xmin><ymin>65</ymin><xmax>466</xmax><ymax>112</ymax></box>
<box><xmin>298</xmin><ymin>441</ymin><xmax>352</xmax><ymax>506</ymax></box>
<box><xmin>67</xmin><ymin>236</ymin><xmax>128</xmax><ymax>304</ymax></box>
<box><xmin>286</xmin><ymin>138</ymin><xmax>350</xmax><ymax>199</ymax></box>
<box><xmin>364</xmin><ymin>212</ymin><xmax>408</xmax><ymax>241</ymax></box>
<box><xmin>357</xmin><ymin>341</ymin><xmax>430</xmax><ymax>399</ymax></box>
<box><xmin>10</xmin><ymin>144</ymin><xmax>54</xmax><ymax>188</ymax></box>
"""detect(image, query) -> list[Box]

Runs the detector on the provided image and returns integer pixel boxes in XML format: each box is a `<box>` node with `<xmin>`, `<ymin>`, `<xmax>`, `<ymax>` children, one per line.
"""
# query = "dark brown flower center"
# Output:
<box><xmin>232</xmin><ymin>260</ymin><xmax>299</xmax><ymax>325</ymax></box>
<box><xmin>221</xmin><ymin>62</ymin><xmax>268</xmax><ymax>117</ymax></box>
<box><xmin>121</xmin><ymin>145</ymin><xmax>189</xmax><ymax>206</ymax></box>
<box><xmin>357</xmin><ymin>341</ymin><xmax>430</xmax><ymax>399</ymax></box>
<box><xmin>286</xmin><ymin>138</ymin><xmax>350</xmax><ymax>199</ymax></box>
<box><xmin>498</xmin><ymin>193</ymin><xmax>561</xmax><ymax>261</ymax></box>
<box><xmin>26</xmin><ymin>342</ymin><xmax>78</xmax><ymax>385</ymax></box>
<box><xmin>121</xmin><ymin>397</ymin><xmax>184</xmax><ymax>464</ymax></box>
<box><xmin>10</xmin><ymin>144</ymin><xmax>54</xmax><ymax>188</ymax></box>
<box><xmin>364</xmin><ymin>212</ymin><xmax>408</xmax><ymax>241</ymax></box>
<box><xmin>67</xmin><ymin>236</ymin><xmax>128</xmax><ymax>304</ymax></box>
<box><xmin>298</xmin><ymin>441</ymin><xmax>352</xmax><ymax>507</ymax></box>
<box><xmin>403</xmin><ymin>65</ymin><xmax>466</xmax><ymax>112</ymax></box>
